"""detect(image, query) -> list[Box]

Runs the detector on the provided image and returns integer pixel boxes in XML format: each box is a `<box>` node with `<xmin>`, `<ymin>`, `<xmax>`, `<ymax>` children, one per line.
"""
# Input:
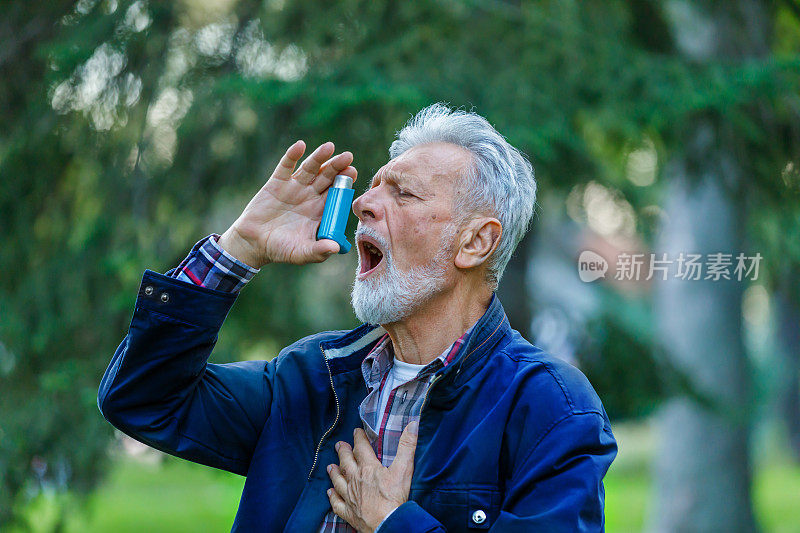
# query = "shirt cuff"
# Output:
<box><xmin>166</xmin><ymin>234</ymin><xmax>259</xmax><ymax>293</ymax></box>
<box><xmin>374</xmin><ymin>506</ymin><xmax>399</xmax><ymax>532</ymax></box>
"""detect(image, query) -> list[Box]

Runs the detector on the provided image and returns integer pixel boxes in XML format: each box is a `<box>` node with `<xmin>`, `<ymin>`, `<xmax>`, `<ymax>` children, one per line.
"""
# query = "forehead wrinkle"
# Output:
<box><xmin>375</xmin><ymin>143</ymin><xmax>472</xmax><ymax>195</ymax></box>
<box><xmin>396</xmin><ymin>169</ymin><xmax>430</xmax><ymax>193</ymax></box>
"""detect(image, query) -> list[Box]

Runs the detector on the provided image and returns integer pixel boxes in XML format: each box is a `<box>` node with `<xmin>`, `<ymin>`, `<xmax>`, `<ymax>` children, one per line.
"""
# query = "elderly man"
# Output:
<box><xmin>98</xmin><ymin>104</ymin><xmax>617</xmax><ymax>532</ymax></box>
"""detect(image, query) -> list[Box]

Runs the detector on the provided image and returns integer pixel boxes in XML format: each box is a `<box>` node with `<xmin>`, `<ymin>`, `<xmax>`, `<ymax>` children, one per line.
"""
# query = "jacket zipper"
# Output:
<box><xmin>419</xmin><ymin>373</ymin><xmax>442</xmax><ymax>418</ymax></box>
<box><xmin>309</xmin><ymin>351</ymin><xmax>448</xmax><ymax>478</ymax></box>
<box><xmin>308</xmin><ymin>347</ymin><xmax>340</xmax><ymax>480</ymax></box>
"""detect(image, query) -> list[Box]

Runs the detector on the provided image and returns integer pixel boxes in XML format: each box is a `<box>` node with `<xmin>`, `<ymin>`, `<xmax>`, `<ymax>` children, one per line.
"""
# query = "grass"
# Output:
<box><xmin>605</xmin><ymin>465</ymin><xmax>652</xmax><ymax>531</ymax></box>
<box><xmin>605</xmin><ymin>460</ymin><xmax>800</xmax><ymax>532</ymax></box>
<box><xmin>9</xmin><ymin>424</ymin><xmax>800</xmax><ymax>532</ymax></box>
<box><xmin>10</xmin><ymin>456</ymin><xmax>244</xmax><ymax>533</ymax></box>
<box><xmin>602</xmin><ymin>422</ymin><xmax>800</xmax><ymax>532</ymax></box>
<box><xmin>69</xmin><ymin>458</ymin><xmax>245</xmax><ymax>532</ymax></box>
<box><xmin>753</xmin><ymin>462</ymin><xmax>800</xmax><ymax>533</ymax></box>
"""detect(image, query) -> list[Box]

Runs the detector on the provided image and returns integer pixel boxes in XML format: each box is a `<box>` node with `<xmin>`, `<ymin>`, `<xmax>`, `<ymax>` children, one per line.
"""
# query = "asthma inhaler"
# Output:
<box><xmin>316</xmin><ymin>175</ymin><xmax>354</xmax><ymax>254</ymax></box>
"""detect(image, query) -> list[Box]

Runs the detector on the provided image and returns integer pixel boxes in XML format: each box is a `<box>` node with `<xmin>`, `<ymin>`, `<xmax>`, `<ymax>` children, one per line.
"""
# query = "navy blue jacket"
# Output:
<box><xmin>98</xmin><ymin>270</ymin><xmax>617</xmax><ymax>532</ymax></box>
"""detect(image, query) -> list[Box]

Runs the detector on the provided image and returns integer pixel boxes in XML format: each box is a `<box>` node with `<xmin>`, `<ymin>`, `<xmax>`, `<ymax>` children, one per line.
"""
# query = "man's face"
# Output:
<box><xmin>350</xmin><ymin>142</ymin><xmax>473</xmax><ymax>324</ymax></box>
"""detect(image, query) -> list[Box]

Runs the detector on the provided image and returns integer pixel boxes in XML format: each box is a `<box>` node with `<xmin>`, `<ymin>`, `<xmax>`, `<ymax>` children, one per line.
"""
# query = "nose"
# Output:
<box><xmin>352</xmin><ymin>187</ymin><xmax>381</xmax><ymax>222</ymax></box>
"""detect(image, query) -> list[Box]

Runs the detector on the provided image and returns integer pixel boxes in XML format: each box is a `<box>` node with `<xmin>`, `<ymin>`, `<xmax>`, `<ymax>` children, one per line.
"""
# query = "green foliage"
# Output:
<box><xmin>579</xmin><ymin>298</ymin><xmax>664</xmax><ymax>420</ymax></box>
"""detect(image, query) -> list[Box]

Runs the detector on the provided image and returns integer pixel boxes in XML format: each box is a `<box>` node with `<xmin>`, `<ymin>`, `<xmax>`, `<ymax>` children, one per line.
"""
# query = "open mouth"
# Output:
<box><xmin>357</xmin><ymin>236</ymin><xmax>385</xmax><ymax>279</ymax></box>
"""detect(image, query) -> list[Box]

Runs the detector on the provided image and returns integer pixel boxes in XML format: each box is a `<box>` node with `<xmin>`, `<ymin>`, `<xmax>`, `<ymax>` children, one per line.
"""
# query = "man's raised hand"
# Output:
<box><xmin>218</xmin><ymin>141</ymin><xmax>357</xmax><ymax>268</ymax></box>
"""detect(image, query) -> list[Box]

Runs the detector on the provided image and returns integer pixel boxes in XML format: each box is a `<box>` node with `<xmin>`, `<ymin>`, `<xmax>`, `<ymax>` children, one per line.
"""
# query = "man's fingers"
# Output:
<box><xmin>327</xmin><ymin>488</ymin><xmax>352</xmax><ymax>523</ymax></box>
<box><xmin>352</xmin><ymin>428</ymin><xmax>379</xmax><ymax>466</ymax></box>
<box><xmin>389</xmin><ymin>420</ymin><xmax>419</xmax><ymax>475</ymax></box>
<box><xmin>311</xmin><ymin>152</ymin><xmax>354</xmax><ymax>193</ymax></box>
<box><xmin>314</xmin><ymin>164</ymin><xmax>358</xmax><ymax>195</ymax></box>
<box><xmin>327</xmin><ymin>464</ymin><xmax>348</xmax><ymax>497</ymax></box>
<box><xmin>272</xmin><ymin>140</ymin><xmax>306</xmax><ymax>181</ymax></box>
<box><xmin>340</xmin><ymin>165</ymin><xmax>358</xmax><ymax>181</ymax></box>
<box><xmin>294</xmin><ymin>142</ymin><xmax>335</xmax><ymax>185</ymax></box>
<box><xmin>307</xmin><ymin>239</ymin><xmax>340</xmax><ymax>263</ymax></box>
<box><xmin>335</xmin><ymin>441</ymin><xmax>358</xmax><ymax>479</ymax></box>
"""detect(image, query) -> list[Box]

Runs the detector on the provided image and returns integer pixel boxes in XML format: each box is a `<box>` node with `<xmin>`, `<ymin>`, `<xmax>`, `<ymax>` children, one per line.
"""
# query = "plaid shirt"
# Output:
<box><xmin>167</xmin><ymin>234</ymin><xmax>259</xmax><ymax>292</ymax></box>
<box><xmin>169</xmin><ymin>234</ymin><xmax>472</xmax><ymax>532</ymax></box>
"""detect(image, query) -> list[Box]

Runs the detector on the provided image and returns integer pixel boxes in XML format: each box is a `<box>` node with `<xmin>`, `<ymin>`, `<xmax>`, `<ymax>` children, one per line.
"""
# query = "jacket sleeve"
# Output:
<box><xmin>377</xmin><ymin>411</ymin><xmax>617</xmax><ymax>533</ymax></box>
<box><xmin>97</xmin><ymin>269</ymin><xmax>273</xmax><ymax>476</ymax></box>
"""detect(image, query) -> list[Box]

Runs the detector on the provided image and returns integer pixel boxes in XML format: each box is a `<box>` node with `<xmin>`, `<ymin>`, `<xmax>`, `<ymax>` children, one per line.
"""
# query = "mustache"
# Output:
<box><xmin>355</xmin><ymin>225</ymin><xmax>391</xmax><ymax>253</ymax></box>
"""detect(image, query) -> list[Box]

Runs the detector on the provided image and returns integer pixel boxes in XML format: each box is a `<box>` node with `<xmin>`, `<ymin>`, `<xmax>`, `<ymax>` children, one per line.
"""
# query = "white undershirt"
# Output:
<box><xmin>376</xmin><ymin>356</ymin><xmax>427</xmax><ymax>420</ymax></box>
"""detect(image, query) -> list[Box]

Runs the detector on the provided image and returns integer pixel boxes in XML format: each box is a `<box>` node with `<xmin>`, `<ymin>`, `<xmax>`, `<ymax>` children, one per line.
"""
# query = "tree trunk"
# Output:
<box><xmin>650</xmin><ymin>122</ymin><xmax>757</xmax><ymax>532</ymax></box>
<box><xmin>649</xmin><ymin>2</ymin><xmax>769</xmax><ymax>530</ymax></box>
<box><xmin>774</xmin><ymin>272</ymin><xmax>800</xmax><ymax>461</ymax></box>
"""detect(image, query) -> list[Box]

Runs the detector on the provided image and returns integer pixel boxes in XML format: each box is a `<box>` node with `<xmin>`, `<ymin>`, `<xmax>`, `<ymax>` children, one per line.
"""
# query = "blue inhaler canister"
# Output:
<box><xmin>316</xmin><ymin>175</ymin><xmax>355</xmax><ymax>254</ymax></box>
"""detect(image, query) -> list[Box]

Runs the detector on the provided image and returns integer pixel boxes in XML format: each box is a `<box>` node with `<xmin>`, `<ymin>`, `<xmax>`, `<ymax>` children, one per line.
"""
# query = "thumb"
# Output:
<box><xmin>390</xmin><ymin>420</ymin><xmax>419</xmax><ymax>474</ymax></box>
<box><xmin>310</xmin><ymin>239</ymin><xmax>340</xmax><ymax>262</ymax></box>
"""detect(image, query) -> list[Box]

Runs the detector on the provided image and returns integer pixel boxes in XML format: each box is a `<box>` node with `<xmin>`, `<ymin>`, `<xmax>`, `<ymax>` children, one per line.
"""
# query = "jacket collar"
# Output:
<box><xmin>320</xmin><ymin>294</ymin><xmax>510</xmax><ymax>381</ymax></box>
<box><xmin>445</xmin><ymin>294</ymin><xmax>509</xmax><ymax>382</ymax></box>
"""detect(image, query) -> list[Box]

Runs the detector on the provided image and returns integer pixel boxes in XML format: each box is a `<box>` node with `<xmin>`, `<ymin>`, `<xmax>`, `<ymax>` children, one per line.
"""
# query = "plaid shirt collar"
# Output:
<box><xmin>360</xmin><ymin>326</ymin><xmax>473</xmax><ymax>392</ymax></box>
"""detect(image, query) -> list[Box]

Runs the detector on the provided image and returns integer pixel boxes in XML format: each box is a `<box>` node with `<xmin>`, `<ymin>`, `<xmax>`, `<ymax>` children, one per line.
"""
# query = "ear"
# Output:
<box><xmin>454</xmin><ymin>217</ymin><xmax>502</xmax><ymax>270</ymax></box>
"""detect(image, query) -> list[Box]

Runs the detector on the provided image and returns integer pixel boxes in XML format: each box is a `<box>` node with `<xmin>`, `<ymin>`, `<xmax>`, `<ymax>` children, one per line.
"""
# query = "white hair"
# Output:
<box><xmin>389</xmin><ymin>103</ymin><xmax>537</xmax><ymax>289</ymax></box>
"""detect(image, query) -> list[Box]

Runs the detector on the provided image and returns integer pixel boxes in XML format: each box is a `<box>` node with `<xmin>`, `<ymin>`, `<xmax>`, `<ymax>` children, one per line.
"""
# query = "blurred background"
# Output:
<box><xmin>2</xmin><ymin>0</ymin><xmax>800</xmax><ymax>531</ymax></box>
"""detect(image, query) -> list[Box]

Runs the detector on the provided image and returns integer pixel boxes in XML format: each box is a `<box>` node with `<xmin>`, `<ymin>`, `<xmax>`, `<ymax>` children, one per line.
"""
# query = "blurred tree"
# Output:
<box><xmin>653</xmin><ymin>125</ymin><xmax>758</xmax><ymax>532</ymax></box>
<box><xmin>0</xmin><ymin>1</ymin><xmax>115</xmax><ymax>526</ymax></box>
<box><xmin>774</xmin><ymin>273</ymin><xmax>800</xmax><ymax>460</ymax></box>
<box><xmin>649</xmin><ymin>1</ymin><xmax>794</xmax><ymax>531</ymax></box>
<box><xmin>752</xmin><ymin>172</ymin><xmax>800</xmax><ymax>461</ymax></box>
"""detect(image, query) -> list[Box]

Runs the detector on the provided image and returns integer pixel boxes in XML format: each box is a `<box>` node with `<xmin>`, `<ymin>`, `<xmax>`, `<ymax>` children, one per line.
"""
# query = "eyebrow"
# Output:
<box><xmin>371</xmin><ymin>170</ymin><xmax>427</xmax><ymax>193</ymax></box>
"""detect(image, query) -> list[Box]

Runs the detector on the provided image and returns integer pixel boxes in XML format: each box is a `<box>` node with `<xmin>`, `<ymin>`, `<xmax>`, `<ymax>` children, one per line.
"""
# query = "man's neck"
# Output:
<box><xmin>382</xmin><ymin>283</ymin><xmax>493</xmax><ymax>366</ymax></box>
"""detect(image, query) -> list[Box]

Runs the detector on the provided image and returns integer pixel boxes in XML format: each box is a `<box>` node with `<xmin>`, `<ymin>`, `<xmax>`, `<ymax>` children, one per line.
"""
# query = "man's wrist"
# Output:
<box><xmin>218</xmin><ymin>225</ymin><xmax>268</xmax><ymax>269</ymax></box>
<box><xmin>168</xmin><ymin>234</ymin><xmax>259</xmax><ymax>293</ymax></box>
<box><xmin>374</xmin><ymin>505</ymin><xmax>401</xmax><ymax>532</ymax></box>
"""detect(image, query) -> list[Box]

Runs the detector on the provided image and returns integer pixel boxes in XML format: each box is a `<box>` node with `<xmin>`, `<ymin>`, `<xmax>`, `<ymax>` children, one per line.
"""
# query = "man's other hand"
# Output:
<box><xmin>327</xmin><ymin>422</ymin><xmax>419</xmax><ymax>532</ymax></box>
<box><xmin>218</xmin><ymin>140</ymin><xmax>357</xmax><ymax>268</ymax></box>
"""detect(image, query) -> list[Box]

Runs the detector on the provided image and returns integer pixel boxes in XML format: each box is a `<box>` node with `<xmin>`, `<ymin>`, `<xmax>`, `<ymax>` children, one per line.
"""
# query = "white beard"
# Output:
<box><xmin>351</xmin><ymin>225</ymin><xmax>455</xmax><ymax>325</ymax></box>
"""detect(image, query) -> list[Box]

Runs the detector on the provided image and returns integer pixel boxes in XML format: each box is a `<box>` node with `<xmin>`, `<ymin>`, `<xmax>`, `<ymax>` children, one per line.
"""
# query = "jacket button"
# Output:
<box><xmin>471</xmin><ymin>510</ymin><xmax>486</xmax><ymax>524</ymax></box>
<box><xmin>160</xmin><ymin>292</ymin><xmax>170</xmax><ymax>303</ymax></box>
<box><xmin>144</xmin><ymin>286</ymin><xmax>154</xmax><ymax>296</ymax></box>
